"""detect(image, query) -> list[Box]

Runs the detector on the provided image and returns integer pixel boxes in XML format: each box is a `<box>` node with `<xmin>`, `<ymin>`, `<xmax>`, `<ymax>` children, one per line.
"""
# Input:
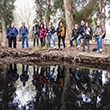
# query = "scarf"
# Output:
<box><xmin>60</xmin><ymin>25</ymin><xmax>65</xmax><ymax>37</ymax></box>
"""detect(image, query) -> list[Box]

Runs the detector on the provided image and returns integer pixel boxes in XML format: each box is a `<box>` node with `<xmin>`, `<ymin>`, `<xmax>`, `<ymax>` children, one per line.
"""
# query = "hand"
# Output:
<box><xmin>48</xmin><ymin>31</ymin><xmax>50</xmax><ymax>33</ymax></box>
<box><xmin>99</xmin><ymin>35</ymin><xmax>102</xmax><ymax>38</ymax></box>
<box><xmin>34</xmin><ymin>31</ymin><xmax>36</xmax><ymax>34</ymax></box>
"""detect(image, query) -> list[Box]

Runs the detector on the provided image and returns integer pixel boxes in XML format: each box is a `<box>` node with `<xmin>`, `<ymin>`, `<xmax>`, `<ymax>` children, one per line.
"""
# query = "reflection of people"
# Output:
<box><xmin>8</xmin><ymin>63</ymin><xmax>19</xmax><ymax>85</ymax></box>
<box><xmin>32</xmin><ymin>66</ymin><xmax>39</xmax><ymax>90</ymax></box>
<box><xmin>20</xmin><ymin>65</ymin><xmax>29</xmax><ymax>86</ymax></box>
<box><xmin>47</xmin><ymin>66</ymin><xmax>55</xmax><ymax>79</ymax></box>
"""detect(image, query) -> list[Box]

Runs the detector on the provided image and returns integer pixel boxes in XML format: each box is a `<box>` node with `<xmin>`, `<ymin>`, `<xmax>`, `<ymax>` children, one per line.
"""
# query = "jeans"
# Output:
<box><xmin>40</xmin><ymin>38</ymin><xmax>45</xmax><ymax>47</ymax></box>
<box><xmin>70</xmin><ymin>36</ymin><xmax>76</xmax><ymax>47</ymax></box>
<box><xmin>21</xmin><ymin>35</ymin><xmax>29</xmax><ymax>48</ymax></box>
<box><xmin>48</xmin><ymin>66</ymin><xmax>55</xmax><ymax>79</ymax></box>
<box><xmin>48</xmin><ymin>34</ymin><xmax>55</xmax><ymax>48</ymax></box>
<box><xmin>83</xmin><ymin>38</ymin><xmax>90</xmax><ymax>52</ymax></box>
<box><xmin>8</xmin><ymin>37</ymin><xmax>16</xmax><ymax>48</ymax></box>
<box><xmin>96</xmin><ymin>37</ymin><xmax>103</xmax><ymax>51</ymax></box>
<box><xmin>58</xmin><ymin>36</ymin><xmax>65</xmax><ymax>49</ymax></box>
<box><xmin>77</xmin><ymin>35</ymin><xmax>83</xmax><ymax>46</ymax></box>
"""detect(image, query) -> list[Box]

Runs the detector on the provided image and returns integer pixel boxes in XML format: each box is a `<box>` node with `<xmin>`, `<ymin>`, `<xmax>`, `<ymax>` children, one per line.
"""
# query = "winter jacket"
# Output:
<box><xmin>7</xmin><ymin>27</ymin><xmax>18</xmax><ymax>37</ymax></box>
<box><xmin>19</xmin><ymin>26</ymin><xmax>29</xmax><ymax>36</ymax></box>
<box><xmin>32</xmin><ymin>25</ymin><xmax>39</xmax><ymax>36</ymax></box>
<box><xmin>79</xmin><ymin>24</ymin><xmax>85</xmax><ymax>36</ymax></box>
<box><xmin>84</xmin><ymin>27</ymin><xmax>92</xmax><ymax>39</ymax></box>
<box><xmin>39</xmin><ymin>28</ymin><xmax>47</xmax><ymax>38</ymax></box>
<box><xmin>93</xmin><ymin>25</ymin><xmax>106</xmax><ymax>37</ymax></box>
<box><xmin>57</xmin><ymin>26</ymin><xmax>66</xmax><ymax>37</ymax></box>
<box><xmin>47</xmin><ymin>26</ymin><xmax>55</xmax><ymax>34</ymax></box>
<box><xmin>72</xmin><ymin>28</ymin><xmax>79</xmax><ymax>38</ymax></box>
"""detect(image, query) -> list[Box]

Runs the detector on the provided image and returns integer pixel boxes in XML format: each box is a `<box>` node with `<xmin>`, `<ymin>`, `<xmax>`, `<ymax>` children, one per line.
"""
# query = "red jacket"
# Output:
<box><xmin>39</xmin><ymin>28</ymin><xmax>47</xmax><ymax>38</ymax></box>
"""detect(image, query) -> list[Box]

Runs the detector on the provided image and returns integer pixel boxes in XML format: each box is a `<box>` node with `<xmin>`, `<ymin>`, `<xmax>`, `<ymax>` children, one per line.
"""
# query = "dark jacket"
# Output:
<box><xmin>79</xmin><ymin>24</ymin><xmax>85</xmax><ymax>36</ymax></box>
<box><xmin>57</xmin><ymin>26</ymin><xmax>66</xmax><ymax>37</ymax></box>
<box><xmin>47</xmin><ymin>26</ymin><xmax>55</xmax><ymax>34</ymax></box>
<box><xmin>72</xmin><ymin>28</ymin><xmax>79</xmax><ymax>38</ymax></box>
<box><xmin>19</xmin><ymin>26</ymin><xmax>29</xmax><ymax>36</ymax></box>
<box><xmin>7</xmin><ymin>27</ymin><xmax>18</xmax><ymax>37</ymax></box>
<box><xmin>32</xmin><ymin>25</ymin><xmax>39</xmax><ymax>36</ymax></box>
<box><xmin>84</xmin><ymin>27</ymin><xmax>92</xmax><ymax>39</ymax></box>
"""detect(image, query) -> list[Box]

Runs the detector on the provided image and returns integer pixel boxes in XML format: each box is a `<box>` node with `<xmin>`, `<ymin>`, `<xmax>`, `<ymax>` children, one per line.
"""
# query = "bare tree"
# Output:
<box><xmin>36</xmin><ymin>0</ymin><xmax>43</xmax><ymax>23</ymax></box>
<box><xmin>63</xmin><ymin>0</ymin><xmax>74</xmax><ymax>40</ymax></box>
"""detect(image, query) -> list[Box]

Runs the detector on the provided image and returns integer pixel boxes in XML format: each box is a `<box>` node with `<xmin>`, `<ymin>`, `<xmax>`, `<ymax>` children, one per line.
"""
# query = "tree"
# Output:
<box><xmin>63</xmin><ymin>0</ymin><xmax>74</xmax><ymax>40</ymax></box>
<box><xmin>0</xmin><ymin>0</ymin><xmax>15</xmax><ymax>46</ymax></box>
<box><xmin>35</xmin><ymin>0</ymin><xmax>43</xmax><ymax>23</ymax></box>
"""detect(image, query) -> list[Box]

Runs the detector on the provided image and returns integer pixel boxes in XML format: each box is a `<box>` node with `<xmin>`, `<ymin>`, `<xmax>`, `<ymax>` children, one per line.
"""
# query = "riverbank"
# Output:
<box><xmin>0</xmin><ymin>46</ymin><xmax>110</xmax><ymax>66</ymax></box>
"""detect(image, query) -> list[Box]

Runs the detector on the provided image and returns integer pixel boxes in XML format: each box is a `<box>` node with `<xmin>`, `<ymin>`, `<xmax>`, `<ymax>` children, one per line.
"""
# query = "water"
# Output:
<box><xmin>0</xmin><ymin>63</ymin><xmax>110</xmax><ymax>110</ymax></box>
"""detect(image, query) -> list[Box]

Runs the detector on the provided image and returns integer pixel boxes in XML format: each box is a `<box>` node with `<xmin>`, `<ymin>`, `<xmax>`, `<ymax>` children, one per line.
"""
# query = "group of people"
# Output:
<box><xmin>6</xmin><ymin>20</ymin><xmax>106</xmax><ymax>53</ymax></box>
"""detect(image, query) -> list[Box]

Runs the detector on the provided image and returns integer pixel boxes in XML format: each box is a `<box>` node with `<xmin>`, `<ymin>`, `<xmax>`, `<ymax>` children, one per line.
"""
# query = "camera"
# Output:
<box><xmin>94</xmin><ymin>34</ymin><xmax>98</xmax><ymax>38</ymax></box>
<box><xmin>11</xmin><ymin>33</ymin><xmax>14</xmax><ymax>35</ymax></box>
<box><xmin>22</xmin><ymin>33</ymin><xmax>25</xmax><ymax>36</ymax></box>
<box><xmin>41</xmin><ymin>33</ymin><xmax>44</xmax><ymax>36</ymax></box>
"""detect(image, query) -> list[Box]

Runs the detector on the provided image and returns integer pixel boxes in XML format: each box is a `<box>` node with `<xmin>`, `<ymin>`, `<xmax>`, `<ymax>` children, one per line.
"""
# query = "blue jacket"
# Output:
<box><xmin>7</xmin><ymin>27</ymin><xmax>18</xmax><ymax>37</ymax></box>
<box><xmin>19</xmin><ymin>26</ymin><xmax>29</xmax><ymax>36</ymax></box>
<box><xmin>57</xmin><ymin>26</ymin><xmax>66</xmax><ymax>37</ymax></box>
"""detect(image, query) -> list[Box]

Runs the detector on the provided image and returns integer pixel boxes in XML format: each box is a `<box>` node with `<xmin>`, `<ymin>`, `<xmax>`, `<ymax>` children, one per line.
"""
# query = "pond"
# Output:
<box><xmin>0</xmin><ymin>63</ymin><xmax>110</xmax><ymax>110</ymax></box>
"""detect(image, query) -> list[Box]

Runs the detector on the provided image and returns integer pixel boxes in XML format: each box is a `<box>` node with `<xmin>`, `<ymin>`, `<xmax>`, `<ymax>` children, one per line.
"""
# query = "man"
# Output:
<box><xmin>7</xmin><ymin>23</ymin><xmax>18</xmax><ymax>48</ymax></box>
<box><xmin>19</xmin><ymin>22</ymin><xmax>29</xmax><ymax>48</ymax></box>
<box><xmin>70</xmin><ymin>24</ymin><xmax>79</xmax><ymax>47</ymax></box>
<box><xmin>93</xmin><ymin>21</ymin><xmax>106</xmax><ymax>52</ymax></box>
<box><xmin>76</xmin><ymin>20</ymin><xmax>85</xmax><ymax>48</ymax></box>
<box><xmin>32</xmin><ymin>21</ymin><xmax>39</xmax><ymax>47</ymax></box>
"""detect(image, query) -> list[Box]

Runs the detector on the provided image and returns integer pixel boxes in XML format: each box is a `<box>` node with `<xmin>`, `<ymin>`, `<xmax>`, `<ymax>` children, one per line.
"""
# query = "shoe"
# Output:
<box><xmin>77</xmin><ymin>45</ymin><xmax>80</xmax><ymax>48</ymax></box>
<box><xmin>59</xmin><ymin>48</ymin><xmax>61</xmax><ymax>51</ymax></box>
<box><xmin>70</xmin><ymin>46</ymin><xmax>73</xmax><ymax>48</ymax></box>
<box><xmin>96</xmin><ymin>50</ymin><xmax>99</xmax><ymax>53</ymax></box>
<box><xmin>100</xmin><ymin>49</ymin><xmax>102</xmax><ymax>53</ymax></box>
<box><xmin>81</xmin><ymin>50</ymin><xmax>85</xmax><ymax>52</ymax></box>
<box><xmin>48</xmin><ymin>47</ymin><xmax>50</xmax><ymax>50</ymax></box>
<box><xmin>54</xmin><ymin>46</ymin><xmax>56</xmax><ymax>49</ymax></box>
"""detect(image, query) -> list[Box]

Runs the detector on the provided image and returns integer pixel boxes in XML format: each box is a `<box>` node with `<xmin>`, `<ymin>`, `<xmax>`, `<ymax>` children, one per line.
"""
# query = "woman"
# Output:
<box><xmin>57</xmin><ymin>21</ymin><xmax>66</xmax><ymax>51</ymax></box>
<box><xmin>47</xmin><ymin>22</ymin><xmax>56</xmax><ymax>49</ymax></box>
<box><xmin>39</xmin><ymin>23</ymin><xmax>47</xmax><ymax>47</ymax></box>
<box><xmin>82</xmin><ymin>22</ymin><xmax>92</xmax><ymax>53</ymax></box>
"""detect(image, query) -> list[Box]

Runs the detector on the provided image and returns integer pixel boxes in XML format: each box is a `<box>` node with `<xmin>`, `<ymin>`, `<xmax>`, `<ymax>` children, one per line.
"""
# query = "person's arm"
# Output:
<box><xmin>19</xmin><ymin>27</ymin><xmax>22</xmax><ymax>35</ymax></box>
<box><xmin>72</xmin><ymin>29</ymin><xmax>74</xmax><ymax>36</ymax></box>
<box><xmin>26</xmin><ymin>27</ymin><xmax>29</xmax><ymax>35</ymax></box>
<box><xmin>65</xmin><ymin>26</ymin><xmax>66</xmax><ymax>37</ymax></box>
<box><xmin>100</xmin><ymin>26</ymin><xmax>106</xmax><ymax>37</ymax></box>
<box><xmin>32</xmin><ymin>26</ymin><xmax>34</xmax><ymax>33</ymax></box>
<box><xmin>44</xmin><ymin>28</ymin><xmax>47</xmax><ymax>36</ymax></box>
<box><xmin>15</xmin><ymin>28</ymin><xmax>18</xmax><ymax>36</ymax></box>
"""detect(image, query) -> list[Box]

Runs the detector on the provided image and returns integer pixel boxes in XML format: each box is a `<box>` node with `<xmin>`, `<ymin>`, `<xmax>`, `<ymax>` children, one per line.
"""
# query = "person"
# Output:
<box><xmin>32</xmin><ymin>21</ymin><xmax>39</xmax><ymax>47</ymax></box>
<box><xmin>57</xmin><ymin>21</ymin><xmax>66</xmax><ymax>51</ymax></box>
<box><xmin>6</xmin><ymin>23</ymin><xmax>18</xmax><ymax>48</ymax></box>
<box><xmin>8</xmin><ymin>63</ymin><xmax>19</xmax><ymax>85</ymax></box>
<box><xmin>19</xmin><ymin>22</ymin><xmax>29</xmax><ymax>48</ymax></box>
<box><xmin>93</xmin><ymin>21</ymin><xmax>106</xmax><ymax>53</ymax></box>
<box><xmin>39</xmin><ymin>23</ymin><xmax>47</xmax><ymax>47</ymax></box>
<box><xmin>77</xmin><ymin>20</ymin><xmax>85</xmax><ymax>48</ymax></box>
<box><xmin>47</xmin><ymin>22</ymin><xmax>56</xmax><ymax>49</ymax></box>
<box><xmin>20</xmin><ymin>65</ymin><xmax>29</xmax><ymax>86</ymax></box>
<box><xmin>70</xmin><ymin>24</ymin><xmax>79</xmax><ymax>47</ymax></box>
<box><xmin>82</xmin><ymin>22</ymin><xmax>92</xmax><ymax>53</ymax></box>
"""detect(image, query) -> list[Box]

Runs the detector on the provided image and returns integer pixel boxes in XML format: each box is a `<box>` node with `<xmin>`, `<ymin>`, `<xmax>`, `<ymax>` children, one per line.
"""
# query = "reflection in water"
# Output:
<box><xmin>0</xmin><ymin>64</ymin><xmax>110</xmax><ymax>110</ymax></box>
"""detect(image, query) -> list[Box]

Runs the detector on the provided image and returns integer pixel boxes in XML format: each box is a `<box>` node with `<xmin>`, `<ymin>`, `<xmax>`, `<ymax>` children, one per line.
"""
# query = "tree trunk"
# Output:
<box><xmin>2</xmin><ymin>17</ymin><xmax>8</xmax><ymax>46</ymax></box>
<box><xmin>45</xmin><ymin>0</ymin><xmax>50</xmax><ymax>49</ymax></box>
<box><xmin>63</xmin><ymin>0</ymin><xmax>74</xmax><ymax>40</ymax></box>
<box><xmin>46</xmin><ymin>0</ymin><xmax>50</xmax><ymax>27</ymax></box>
<box><xmin>36</xmin><ymin>0</ymin><xmax>43</xmax><ymax>23</ymax></box>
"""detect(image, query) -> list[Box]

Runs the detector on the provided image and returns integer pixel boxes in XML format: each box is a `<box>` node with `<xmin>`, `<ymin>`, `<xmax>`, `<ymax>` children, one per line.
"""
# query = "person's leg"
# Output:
<box><xmin>9</xmin><ymin>37</ymin><xmax>12</xmax><ymax>48</ymax></box>
<box><xmin>96</xmin><ymin>38</ymin><xmax>99</xmax><ymax>52</ymax></box>
<box><xmin>25</xmin><ymin>35</ymin><xmax>29</xmax><ymax>48</ymax></box>
<box><xmin>22</xmin><ymin>36</ymin><xmax>24</xmax><ymax>48</ymax></box>
<box><xmin>62</xmin><ymin>37</ymin><xmax>65</xmax><ymax>48</ymax></box>
<box><xmin>51</xmin><ymin>34</ymin><xmax>56</xmax><ymax>47</ymax></box>
<box><xmin>77</xmin><ymin>35</ymin><xmax>82</xmax><ymax>47</ymax></box>
<box><xmin>48</xmin><ymin>34</ymin><xmax>51</xmax><ymax>48</ymax></box>
<box><xmin>33</xmin><ymin>35</ymin><xmax>35</xmax><ymax>47</ymax></box>
<box><xmin>43</xmin><ymin>37</ymin><xmax>45</xmax><ymax>47</ymax></box>
<box><xmin>58</xmin><ymin>36</ymin><xmax>61</xmax><ymax>49</ymax></box>
<box><xmin>87</xmin><ymin>39</ymin><xmax>90</xmax><ymax>52</ymax></box>
<box><xmin>99</xmin><ymin>37</ymin><xmax>103</xmax><ymax>51</ymax></box>
<box><xmin>82</xmin><ymin>38</ymin><xmax>85</xmax><ymax>51</ymax></box>
<box><xmin>40</xmin><ymin>38</ymin><xmax>43</xmax><ymax>47</ymax></box>
<box><xmin>13</xmin><ymin>37</ymin><xmax>16</xmax><ymax>48</ymax></box>
<box><xmin>70</xmin><ymin>36</ymin><xmax>75</xmax><ymax>47</ymax></box>
<box><xmin>37</xmin><ymin>34</ymin><xmax>39</xmax><ymax>46</ymax></box>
